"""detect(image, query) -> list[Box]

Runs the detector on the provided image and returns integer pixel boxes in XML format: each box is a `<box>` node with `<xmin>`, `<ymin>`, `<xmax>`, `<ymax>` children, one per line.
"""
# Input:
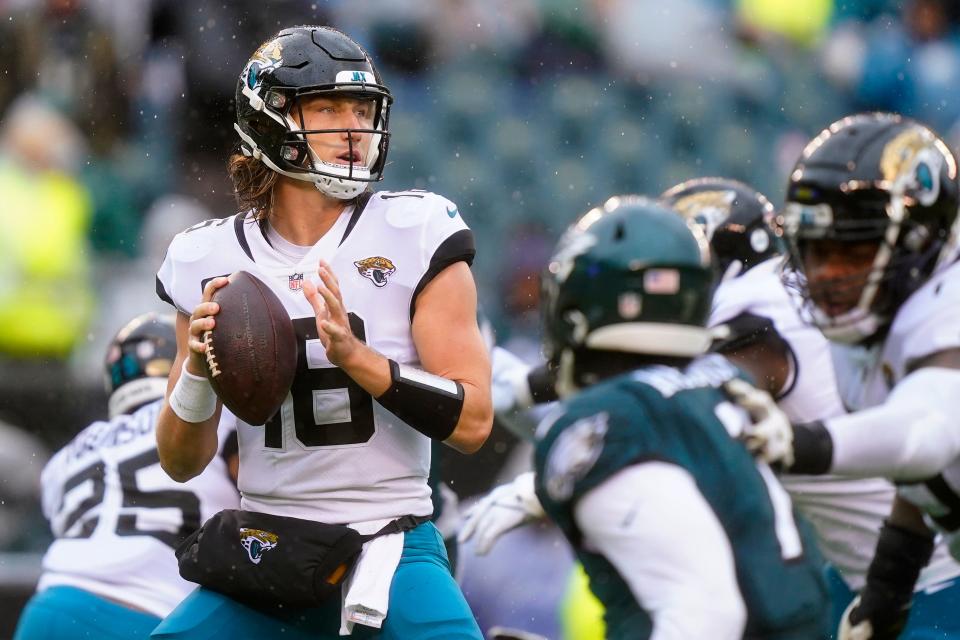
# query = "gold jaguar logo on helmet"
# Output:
<box><xmin>244</xmin><ymin>38</ymin><xmax>284</xmax><ymax>91</ymax></box>
<box><xmin>880</xmin><ymin>127</ymin><xmax>947</xmax><ymax>207</ymax></box>
<box><xmin>239</xmin><ymin>528</ymin><xmax>279</xmax><ymax>565</ymax></box>
<box><xmin>672</xmin><ymin>190</ymin><xmax>736</xmax><ymax>241</ymax></box>
<box><xmin>354</xmin><ymin>256</ymin><xmax>396</xmax><ymax>287</ymax></box>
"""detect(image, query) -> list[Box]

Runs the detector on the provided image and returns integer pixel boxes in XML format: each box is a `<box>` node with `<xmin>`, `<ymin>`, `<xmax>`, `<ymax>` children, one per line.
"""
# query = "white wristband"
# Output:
<box><xmin>169</xmin><ymin>360</ymin><xmax>218</xmax><ymax>423</ymax></box>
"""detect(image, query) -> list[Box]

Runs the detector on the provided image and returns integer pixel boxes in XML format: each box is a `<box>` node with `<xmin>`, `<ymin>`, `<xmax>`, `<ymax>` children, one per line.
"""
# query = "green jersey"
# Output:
<box><xmin>534</xmin><ymin>355</ymin><xmax>828</xmax><ymax>639</ymax></box>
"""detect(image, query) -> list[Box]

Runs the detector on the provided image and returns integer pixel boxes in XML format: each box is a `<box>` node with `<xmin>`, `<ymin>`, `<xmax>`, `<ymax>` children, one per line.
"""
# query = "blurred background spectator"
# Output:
<box><xmin>1</xmin><ymin>0</ymin><xmax>958</xmax><ymax>633</ymax></box>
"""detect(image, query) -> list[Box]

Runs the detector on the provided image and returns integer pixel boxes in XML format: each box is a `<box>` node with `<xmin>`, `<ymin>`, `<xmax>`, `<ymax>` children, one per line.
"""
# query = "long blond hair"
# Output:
<box><xmin>227</xmin><ymin>153</ymin><xmax>278</xmax><ymax>220</ymax></box>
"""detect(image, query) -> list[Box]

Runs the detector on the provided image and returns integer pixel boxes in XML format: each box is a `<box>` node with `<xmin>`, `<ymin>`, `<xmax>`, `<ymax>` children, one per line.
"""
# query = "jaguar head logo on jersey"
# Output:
<box><xmin>240</xmin><ymin>528</ymin><xmax>279</xmax><ymax>564</ymax></box>
<box><xmin>354</xmin><ymin>256</ymin><xmax>396</xmax><ymax>287</ymax></box>
<box><xmin>545</xmin><ymin>412</ymin><xmax>609</xmax><ymax>501</ymax></box>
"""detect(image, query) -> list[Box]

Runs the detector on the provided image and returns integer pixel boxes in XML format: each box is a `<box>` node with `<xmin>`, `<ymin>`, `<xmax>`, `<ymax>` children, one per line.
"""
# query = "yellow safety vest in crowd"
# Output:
<box><xmin>0</xmin><ymin>159</ymin><xmax>94</xmax><ymax>358</ymax></box>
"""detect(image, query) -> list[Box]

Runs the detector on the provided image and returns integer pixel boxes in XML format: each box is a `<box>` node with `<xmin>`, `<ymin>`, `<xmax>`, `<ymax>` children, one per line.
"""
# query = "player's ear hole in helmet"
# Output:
<box><xmin>231</xmin><ymin>25</ymin><xmax>393</xmax><ymax>208</ymax></box>
<box><xmin>104</xmin><ymin>313</ymin><xmax>177</xmax><ymax>419</ymax></box>
<box><xmin>779</xmin><ymin>112</ymin><xmax>960</xmax><ymax>344</ymax></box>
<box><xmin>541</xmin><ymin>196</ymin><xmax>715</xmax><ymax>396</ymax></box>
<box><xmin>659</xmin><ymin>177</ymin><xmax>783</xmax><ymax>283</ymax></box>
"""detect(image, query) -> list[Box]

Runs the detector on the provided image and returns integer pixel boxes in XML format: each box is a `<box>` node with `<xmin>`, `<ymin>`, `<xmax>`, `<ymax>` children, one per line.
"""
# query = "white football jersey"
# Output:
<box><xmin>157</xmin><ymin>190</ymin><xmax>474</xmax><ymax>524</ymax></box>
<box><xmin>832</xmin><ymin>259</ymin><xmax>960</xmax><ymax>572</ymax></box>
<box><xmin>37</xmin><ymin>400</ymin><xmax>239</xmax><ymax>617</ymax></box>
<box><xmin>710</xmin><ymin>257</ymin><xmax>960</xmax><ymax>589</ymax></box>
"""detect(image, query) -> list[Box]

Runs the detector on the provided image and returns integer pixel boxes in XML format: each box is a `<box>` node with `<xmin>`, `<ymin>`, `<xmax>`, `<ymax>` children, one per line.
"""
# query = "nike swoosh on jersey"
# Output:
<box><xmin>924</xmin><ymin>579</ymin><xmax>956</xmax><ymax>595</ymax></box>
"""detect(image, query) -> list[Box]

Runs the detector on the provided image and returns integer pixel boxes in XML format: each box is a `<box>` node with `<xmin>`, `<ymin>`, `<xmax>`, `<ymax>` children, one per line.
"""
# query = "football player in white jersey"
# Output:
<box><xmin>746</xmin><ymin>113</ymin><xmax>960</xmax><ymax>638</ymax></box>
<box><xmin>152</xmin><ymin>26</ymin><xmax>491</xmax><ymax>640</ymax></box>
<box><xmin>661</xmin><ymin>177</ymin><xmax>960</xmax><ymax>638</ymax></box>
<box><xmin>13</xmin><ymin>313</ymin><xmax>239</xmax><ymax>640</ymax></box>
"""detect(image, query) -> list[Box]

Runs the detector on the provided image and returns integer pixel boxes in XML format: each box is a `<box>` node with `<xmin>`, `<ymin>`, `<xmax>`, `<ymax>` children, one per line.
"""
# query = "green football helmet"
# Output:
<box><xmin>541</xmin><ymin>196</ymin><xmax>714</xmax><ymax>392</ymax></box>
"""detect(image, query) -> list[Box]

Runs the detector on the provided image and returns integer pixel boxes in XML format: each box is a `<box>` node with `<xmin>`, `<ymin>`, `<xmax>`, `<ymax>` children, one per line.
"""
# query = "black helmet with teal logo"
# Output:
<box><xmin>781</xmin><ymin>112</ymin><xmax>959</xmax><ymax>343</ymax></box>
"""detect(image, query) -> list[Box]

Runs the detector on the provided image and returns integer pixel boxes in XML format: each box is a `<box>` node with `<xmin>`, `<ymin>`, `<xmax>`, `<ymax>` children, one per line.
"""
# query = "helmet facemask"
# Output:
<box><xmin>235</xmin><ymin>67</ymin><xmax>392</xmax><ymax>200</ymax></box>
<box><xmin>782</xmin><ymin>115</ymin><xmax>960</xmax><ymax>344</ymax></box>
<box><xmin>783</xmin><ymin>188</ymin><xmax>943</xmax><ymax>343</ymax></box>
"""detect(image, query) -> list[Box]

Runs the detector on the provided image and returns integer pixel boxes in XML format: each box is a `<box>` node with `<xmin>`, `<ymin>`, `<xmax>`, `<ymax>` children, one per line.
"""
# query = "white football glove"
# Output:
<box><xmin>838</xmin><ymin>592</ymin><xmax>912</xmax><ymax>640</ymax></box>
<box><xmin>491</xmin><ymin>347</ymin><xmax>534</xmax><ymax>413</ymax></box>
<box><xmin>725</xmin><ymin>378</ymin><xmax>795</xmax><ymax>468</ymax></box>
<box><xmin>458</xmin><ymin>472</ymin><xmax>545</xmax><ymax>555</ymax></box>
<box><xmin>838</xmin><ymin>596</ymin><xmax>875</xmax><ymax>640</ymax></box>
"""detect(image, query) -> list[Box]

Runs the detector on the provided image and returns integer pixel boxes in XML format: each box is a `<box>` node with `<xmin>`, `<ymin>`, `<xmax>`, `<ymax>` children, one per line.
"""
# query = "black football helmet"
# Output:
<box><xmin>104</xmin><ymin>313</ymin><xmax>177</xmax><ymax>418</ymax></box>
<box><xmin>235</xmin><ymin>26</ymin><xmax>392</xmax><ymax>199</ymax></box>
<box><xmin>781</xmin><ymin>113</ymin><xmax>960</xmax><ymax>343</ymax></box>
<box><xmin>541</xmin><ymin>196</ymin><xmax>713</xmax><ymax>394</ymax></box>
<box><xmin>660</xmin><ymin>177</ymin><xmax>783</xmax><ymax>281</ymax></box>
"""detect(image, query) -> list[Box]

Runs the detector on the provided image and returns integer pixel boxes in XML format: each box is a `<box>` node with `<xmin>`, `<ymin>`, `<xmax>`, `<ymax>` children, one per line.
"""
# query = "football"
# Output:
<box><xmin>203</xmin><ymin>271</ymin><xmax>298</xmax><ymax>425</ymax></box>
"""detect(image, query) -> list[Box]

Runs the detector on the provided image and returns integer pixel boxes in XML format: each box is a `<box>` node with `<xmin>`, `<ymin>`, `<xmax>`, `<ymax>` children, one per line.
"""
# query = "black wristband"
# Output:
<box><xmin>376</xmin><ymin>360</ymin><xmax>465</xmax><ymax>441</ymax></box>
<box><xmin>789</xmin><ymin>420</ymin><xmax>833</xmax><ymax>474</ymax></box>
<box><xmin>527</xmin><ymin>364</ymin><xmax>559</xmax><ymax>404</ymax></box>
<box><xmin>851</xmin><ymin>521</ymin><xmax>935</xmax><ymax>627</ymax></box>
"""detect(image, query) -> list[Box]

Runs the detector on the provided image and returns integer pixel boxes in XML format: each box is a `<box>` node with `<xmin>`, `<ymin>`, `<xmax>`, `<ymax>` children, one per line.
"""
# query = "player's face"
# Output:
<box><xmin>800</xmin><ymin>239</ymin><xmax>879</xmax><ymax>317</ymax></box>
<box><xmin>297</xmin><ymin>95</ymin><xmax>375</xmax><ymax>169</ymax></box>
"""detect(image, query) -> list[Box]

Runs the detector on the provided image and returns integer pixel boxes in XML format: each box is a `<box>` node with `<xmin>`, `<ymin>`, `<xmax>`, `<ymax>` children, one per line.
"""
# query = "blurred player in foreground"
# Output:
<box><xmin>466</xmin><ymin>196</ymin><xmax>830</xmax><ymax>639</ymax></box>
<box><xmin>13</xmin><ymin>313</ymin><xmax>238</xmax><ymax>640</ymax></box>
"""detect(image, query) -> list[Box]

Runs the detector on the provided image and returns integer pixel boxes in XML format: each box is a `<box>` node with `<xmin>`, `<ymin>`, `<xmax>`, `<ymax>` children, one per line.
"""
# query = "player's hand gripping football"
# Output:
<box><xmin>724</xmin><ymin>378</ymin><xmax>795</xmax><ymax>468</ymax></box>
<box><xmin>303</xmin><ymin>260</ymin><xmax>362</xmax><ymax>368</ymax></box>
<box><xmin>458</xmin><ymin>472</ymin><xmax>545</xmax><ymax>555</ymax></box>
<box><xmin>186</xmin><ymin>276</ymin><xmax>229</xmax><ymax>376</ymax></box>
<box><xmin>837</xmin><ymin>594</ymin><xmax>910</xmax><ymax>640</ymax></box>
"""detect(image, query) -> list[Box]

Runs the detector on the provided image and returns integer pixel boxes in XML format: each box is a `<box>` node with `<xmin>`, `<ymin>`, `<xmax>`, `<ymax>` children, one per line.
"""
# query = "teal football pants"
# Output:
<box><xmin>14</xmin><ymin>585</ymin><xmax>162</xmax><ymax>639</ymax></box>
<box><xmin>827</xmin><ymin>565</ymin><xmax>960</xmax><ymax>638</ymax></box>
<box><xmin>151</xmin><ymin>522</ymin><xmax>482</xmax><ymax>639</ymax></box>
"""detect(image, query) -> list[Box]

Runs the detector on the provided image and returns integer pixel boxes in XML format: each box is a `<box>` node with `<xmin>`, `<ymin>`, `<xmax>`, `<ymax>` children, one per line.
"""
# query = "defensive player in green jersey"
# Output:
<box><xmin>530</xmin><ymin>196</ymin><xmax>829</xmax><ymax>639</ymax></box>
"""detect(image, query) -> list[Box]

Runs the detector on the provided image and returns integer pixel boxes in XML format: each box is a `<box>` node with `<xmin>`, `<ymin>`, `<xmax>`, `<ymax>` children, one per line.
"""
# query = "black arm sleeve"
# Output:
<box><xmin>847</xmin><ymin>521</ymin><xmax>935</xmax><ymax>636</ymax></box>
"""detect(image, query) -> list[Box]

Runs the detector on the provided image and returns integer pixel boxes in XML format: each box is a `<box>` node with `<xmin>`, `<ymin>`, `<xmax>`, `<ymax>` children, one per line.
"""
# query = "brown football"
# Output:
<box><xmin>203</xmin><ymin>271</ymin><xmax>297</xmax><ymax>425</ymax></box>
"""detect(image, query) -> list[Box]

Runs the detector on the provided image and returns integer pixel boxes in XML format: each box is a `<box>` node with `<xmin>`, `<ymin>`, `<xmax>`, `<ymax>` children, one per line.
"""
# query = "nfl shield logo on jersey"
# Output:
<box><xmin>239</xmin><ymin>528</ymin><xmax>279</xmax><ymax>564</ymax></box>
<box><xmin>289</xmin><ymin>273</ymin><xmax>304</xmax><ymax>291</ymax></box>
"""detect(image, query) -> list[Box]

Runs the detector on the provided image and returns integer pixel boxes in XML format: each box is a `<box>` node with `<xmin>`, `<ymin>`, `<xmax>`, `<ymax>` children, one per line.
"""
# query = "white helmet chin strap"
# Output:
<box><xmin>814</xmin><ymin>307</ymin><xmax>884</xmax><ymax>344</ymax></box>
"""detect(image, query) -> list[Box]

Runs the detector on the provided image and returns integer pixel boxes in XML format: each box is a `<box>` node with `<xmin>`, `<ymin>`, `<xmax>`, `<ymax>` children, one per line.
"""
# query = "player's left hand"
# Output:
<box><xmin>303</xmin><ymin>260</ymin><xmax>361</xmax><ymax>368</ymax></box>
<box><xmin>725</xmin><ymin>378</ymin><xmax>794</xmax><ymax>468</ymax></box>
<box><xmin>458</xmin><ymin>472</ymin><xmax>545</xmax><ymax>555</ymax></box>
<box><xmin>837</xmin><ymin>594</ymin><xmax>910</xmax><ymax>640</ymax></box>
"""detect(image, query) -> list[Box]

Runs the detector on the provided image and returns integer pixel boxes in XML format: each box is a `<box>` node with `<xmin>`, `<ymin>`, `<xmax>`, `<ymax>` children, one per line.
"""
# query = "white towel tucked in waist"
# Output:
<box><xmin>339</xmin><ymin>518</ymin><xmax>405</xmax><ymax>636</ymax></box>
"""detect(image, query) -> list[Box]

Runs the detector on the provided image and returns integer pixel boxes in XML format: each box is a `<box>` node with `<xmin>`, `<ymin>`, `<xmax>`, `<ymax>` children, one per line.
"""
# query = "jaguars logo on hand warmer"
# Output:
<box><xmin>355</xmin><ymin>256</ymin><xmax>396</xmax><ymax>287</ymax></box>
<box><xmin>240</xmin><ymin>528</ymin><xmax>279</xmax><ymax>564</ymax></box>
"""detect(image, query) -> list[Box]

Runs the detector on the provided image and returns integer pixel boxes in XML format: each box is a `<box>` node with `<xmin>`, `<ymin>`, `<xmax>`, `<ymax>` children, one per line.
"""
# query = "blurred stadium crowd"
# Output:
<box><xmin>2</xmin><ymin>0</ymin><xmax>960</xmax><ymax>609</ymax></box>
